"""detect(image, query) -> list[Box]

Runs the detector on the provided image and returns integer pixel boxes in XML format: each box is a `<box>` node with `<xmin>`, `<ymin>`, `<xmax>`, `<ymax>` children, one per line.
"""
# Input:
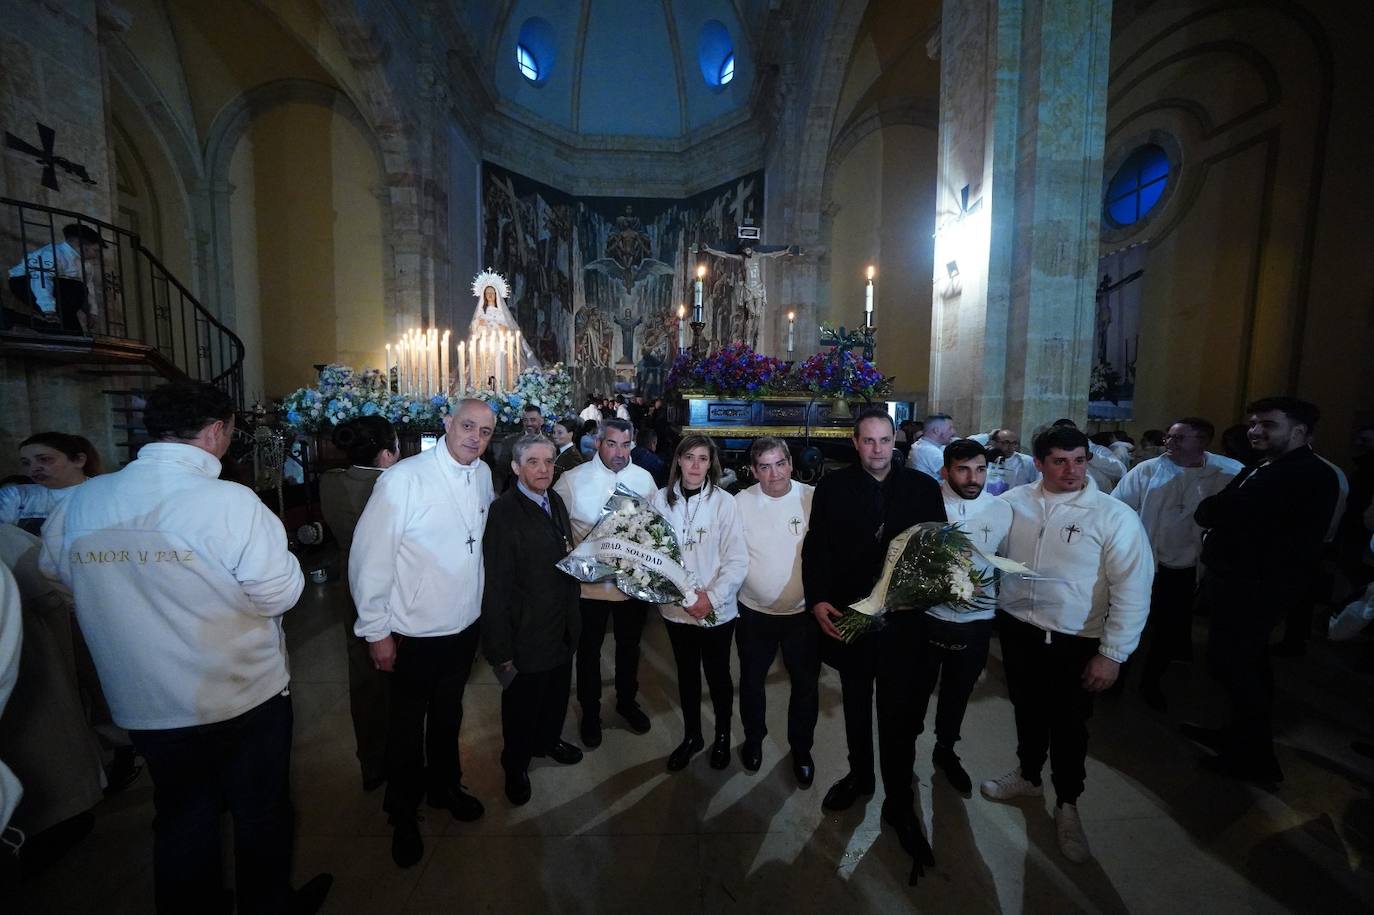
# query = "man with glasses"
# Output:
<box><xmin>1111</xmin><ymin>418</ymin><xmax>1242</xmax><ymax>709</ymax></box>
<box><xmin>986</xmin><ymin>429</ymin><xmax>1039</xmax><ymax>494</ymax></box>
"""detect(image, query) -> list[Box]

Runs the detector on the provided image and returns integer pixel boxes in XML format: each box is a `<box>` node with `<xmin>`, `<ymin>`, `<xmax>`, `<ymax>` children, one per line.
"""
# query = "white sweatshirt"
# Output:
<box><xmin>907</xmin><ymin>437</ymin><xmax>947</xmax><ymax>481</ymax></box>
<box><xmin>734</xmin><ymin>481</ymin><xmax>814</xmax><ymax>615</ymax></box>
<box><xmin>930</xmin><ymin>482</ymin><xmax>1014</xmax><ymax>622</ymax></box>
<box><xmin>651</xmin><ymin>484</ymin><xmax>749</xmax><ymax>626</ymax></box>
<box><xmin>1087</xmin><ymin>442</ymin><xmax>1128</xmax><ymax>492</ymax></box>
<box><xmin>0</xmin><ymin>483</ymin><xmax>76</xmax><ymax>528</ymax></box>
<box><xmin>553</xmin><ymin>455</ymin><xmax>657</xmax><ymax>602</ymax></box>
<box><xmin>1111</xmin><ymin>452</ymin><xmax>1242</xmax><ymax>569</ymax></box>
<box><xmin>351</xmin><ymin>438</ymin><xmax>493</xmax><ymax>642</ymax></box>
<box><xmin>998</xmin><ymin>478</ymin><xmax>1155</xmax><ymax>662</ymax></box>
<box><xmin>38</xmin><ymin>443</ymin><xmax>304</xmax><ymax>730</ymax></box>
<box><xmin>0</xmin><ymin>561</ymin><xmax>21</xmax><ymax>831</ymax></box>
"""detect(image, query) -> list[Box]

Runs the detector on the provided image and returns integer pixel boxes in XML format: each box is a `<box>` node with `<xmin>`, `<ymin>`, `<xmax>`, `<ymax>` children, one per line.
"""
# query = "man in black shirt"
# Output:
<box><xmin>802</xmin><ymin>407</ymin><xmax>945</xmax><ymax>875</ymax></box>
<box><xmin>1192</xmin><ymin>397</ymin><xmax>1340</xmax><ymax>783</ymax></box>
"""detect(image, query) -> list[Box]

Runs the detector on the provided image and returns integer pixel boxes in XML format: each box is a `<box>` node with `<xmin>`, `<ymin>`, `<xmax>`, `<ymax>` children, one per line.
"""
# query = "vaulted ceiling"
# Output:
<box><xmin>450</xmin><ymin>0</ymin><xmax>773</xmax><ymax>139</ymax></box>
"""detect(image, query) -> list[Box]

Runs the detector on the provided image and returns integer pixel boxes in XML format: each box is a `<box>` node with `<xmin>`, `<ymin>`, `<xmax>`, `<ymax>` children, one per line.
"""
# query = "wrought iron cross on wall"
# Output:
<box><xmin>5</xmin><ymin>122</ymin><xmax>97</xmax><ymax>191</ymax></box>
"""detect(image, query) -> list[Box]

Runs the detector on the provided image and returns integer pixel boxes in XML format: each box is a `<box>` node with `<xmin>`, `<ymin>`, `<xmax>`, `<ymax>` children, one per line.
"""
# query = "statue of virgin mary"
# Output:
<box><xmin>470</xmin><ymin>269</ymin><xmax>538</xmax><ymax>369</ymax></box>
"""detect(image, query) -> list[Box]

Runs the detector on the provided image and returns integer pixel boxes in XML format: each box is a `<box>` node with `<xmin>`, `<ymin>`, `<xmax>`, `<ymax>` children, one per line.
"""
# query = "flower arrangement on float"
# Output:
<box><xmin>665</xmin><ymin>343</ymin><xmax>889</xmax><ymax>400</ymax></box>
<box><xmin>277</xmin><ymin>362</ymin><xmax>574</xmax><ymax>433</ymax></box>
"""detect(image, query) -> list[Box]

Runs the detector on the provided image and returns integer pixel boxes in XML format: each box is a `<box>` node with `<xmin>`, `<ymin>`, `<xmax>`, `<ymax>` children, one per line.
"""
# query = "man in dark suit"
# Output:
<box><xmin>482</xmin><ymin>434</ymin><xmax>584</xmax><ymax>806</ymax></box>
<box><xmin>551</xmin><ymin>417</ymin><xmax>584</xmax><ymax>483</ymax></box>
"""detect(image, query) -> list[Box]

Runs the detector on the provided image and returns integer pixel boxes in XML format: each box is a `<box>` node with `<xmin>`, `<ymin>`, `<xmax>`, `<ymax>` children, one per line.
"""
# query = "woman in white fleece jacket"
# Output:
<box><xmin>650</xmin><ymin>435</ymin><xmax>748</xmax><ymax>774</ymax></box>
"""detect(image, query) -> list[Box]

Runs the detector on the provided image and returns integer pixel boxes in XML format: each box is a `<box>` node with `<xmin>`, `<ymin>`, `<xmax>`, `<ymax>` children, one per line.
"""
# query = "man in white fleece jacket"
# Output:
<box><xmin>980</xmin><ymin>426</ymin><xmax>1153</xmax><ymax>866</ymax></box>
<box><xmin>39</xmin><ymin>383</ymin><xmax>328</xmax><ymax>914</ymax></box>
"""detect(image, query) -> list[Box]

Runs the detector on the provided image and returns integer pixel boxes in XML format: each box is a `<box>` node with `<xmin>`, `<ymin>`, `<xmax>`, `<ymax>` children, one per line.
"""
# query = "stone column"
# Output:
<box><xmin>928</xmin><ymin>0</ymin><xmax>1111</xmax><ymax>439</ymax></box>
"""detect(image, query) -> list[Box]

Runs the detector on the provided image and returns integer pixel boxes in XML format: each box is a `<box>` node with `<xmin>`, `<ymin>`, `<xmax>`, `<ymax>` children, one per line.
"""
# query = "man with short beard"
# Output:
<box><xmin>1190</xmin><ymin>397</ymin><xmax>1340</xmax><ymax>783</ymax></box>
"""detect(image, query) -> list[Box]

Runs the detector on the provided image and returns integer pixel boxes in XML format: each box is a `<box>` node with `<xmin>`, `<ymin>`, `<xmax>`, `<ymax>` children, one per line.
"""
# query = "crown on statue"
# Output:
<box><xmin>471</xmin><ymin>268</ymin><xmax>510</xmax><ymax>303</ymax></box>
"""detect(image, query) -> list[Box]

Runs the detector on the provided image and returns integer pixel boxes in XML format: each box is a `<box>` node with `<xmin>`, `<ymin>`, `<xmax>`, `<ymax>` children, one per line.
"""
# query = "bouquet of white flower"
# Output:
<box><xmin>836</xmin><ymin>521</ymin><xmax>1024</xmax><ymax>642</ymax></box>
<box><xmin>557</xmin><ymin>484</ymin><xmax>715</xmax><ymax>624</ymax></box>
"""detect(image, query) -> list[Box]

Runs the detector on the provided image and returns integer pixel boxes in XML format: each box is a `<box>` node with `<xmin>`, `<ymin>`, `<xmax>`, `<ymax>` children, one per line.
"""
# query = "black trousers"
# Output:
<box><xmin>7</xmin><ymin>275</ymin><xmax>87</xmax><ymax>331</ymax></box>
<box><xmin>996</xmin><ymin>611</ymin><xmax>1100</xmax><ymax>804</ymax></box>
<box><xmin>736</xmin><ymin>604</ymin><xmax>820</xmax><ymax>752</ymax></box>
<box><xmin>908</xmin><ymin>614</ymin><xmax>993</xmax><ymax>747</ymax></box>
<box><xmin>665</xmin><ymin>617</ymin><xmax>737</xmax><ymax>739</ymax></box>
<box><xmin>876</xmin><ymin>613</ymin><xmax>990</xmax><ymax>808</ymax></box>
<box><xmin>501</xmin><ymin>661</ymin><xmax>573</xmax><ymax>774</ymax></box>
<box><xmin>1202</xmin><ymin>574</ymin><xmax>1282</xmax><ymax>768</ymax></box>
<box><xmin>382</xmin><ymin>625</ymin><xmax>480</xmax><ymax>819</ymax></box>
<box><xmin>576</xmin><ymin>597</ymin><xmax>647</xmax><ymax>716</ymax></box>
<box><xmin>821</xmin><ymin>626</ymin><xmax>881</xmax><ymax>784</ymax></box>
<box><xmin>1140</xmin><ymin>565</ymin><xmax>1198</xmax><ymax>690</ymax></box>
<box><xmin>344</xmin><ymin>621</ymin><xmax>388</xmax><ymax>783</ymax></box>
<box><xmin>128</xmin><ymin>693</ymin><xmax>293</xmax><ymax>915</ymax></box>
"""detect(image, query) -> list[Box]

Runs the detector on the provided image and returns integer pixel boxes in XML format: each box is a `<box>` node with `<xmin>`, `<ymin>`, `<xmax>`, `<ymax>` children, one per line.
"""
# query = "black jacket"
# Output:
<box><xmin>802</xmin><ymin>464</ymin><xmax>946</xmax><ymax>612</ymax></box>
<box><xmin>1195</xmin><ymin>444</ymin><xmax>1339</xmax><ymax>597</ymax></box>
<box><xmin>481</xmin><ymin>488</ymin><xmax>582</xmax><ymax>672</ymax></box>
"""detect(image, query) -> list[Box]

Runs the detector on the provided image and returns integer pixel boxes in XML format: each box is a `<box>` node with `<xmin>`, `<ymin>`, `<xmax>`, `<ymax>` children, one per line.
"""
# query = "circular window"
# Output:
<box><xmin>698</xmin><ymin>21</ymin><xmax>735</xmax><ymax>89</ymax></box>
<box><xmin>1105</xmin><ymin>144</ymin><xmax>1170</xmax><ymax>226</ymax></box>
<box><xmin>516</xmin><ymin>18</ymin><xmax>555</xmax><ymax>86</ymax></box>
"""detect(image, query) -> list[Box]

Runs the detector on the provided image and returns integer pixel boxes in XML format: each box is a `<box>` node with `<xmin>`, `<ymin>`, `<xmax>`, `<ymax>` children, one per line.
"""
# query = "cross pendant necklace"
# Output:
<box><xmin>465</xmin><ymin>534</ymin><xmax>476</xmax><ymax>554</ymax></box>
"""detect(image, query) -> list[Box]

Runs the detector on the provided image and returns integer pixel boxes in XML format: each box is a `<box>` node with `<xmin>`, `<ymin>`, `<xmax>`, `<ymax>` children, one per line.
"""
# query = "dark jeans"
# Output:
<box><xmin>128</xmin><ymin>693</ymin><xmax>293</xmax><ymax>915</ymax></box>
<box><xmin>876</xmin><ymin>612</ymin><xmax>990</xmax><ymax>808</ymax></box>
<box><xmin>664</xmin><ymin>617</ymin><xmax>737</xmax><ymax>739</ymax></box>
<box><xmin>736</xmin><ymin>604</ymin><xmax>820</xmax><ymax>752</ymax></box>
<box><xmin>909</xmin><ymin>614</ymin><xmax>993</xmax><ymax>747</ymax></box>
<box><xmin>501</xmin><ymin>661</ymin><xmax>573</xmax><ymax>774</ymax></box>
<box><xmin>345</xmin><ymin>621</ymin><xmax>388</xmax><ymax>783</ymax></box>
<box><xmin>1140</xmin><ymin>565</ymin><xmax>1198</xmax><ymax>690</ymax></box>
<box><xmin>1202</xmin><ymin>574</ymin><xmax>1282</xmax><ymax>768</ymax></box>
<box><xmin>821</xmin><ymin>625</ymin><xmax>881</xmax><ymax>784</ymax></box>
<box><xmin>7</xmin><ymin>274</ymin><xmax>87</xmax><ymax>331</ymax></box>
<box><xmin>576</xmin><ymin>597</ymin><xmax>647</xmax><ymax>717</ymax></box>
<box><xmin>997</xmin><ymin>611</ymin><xmax>1100</xmax><ymax>805</ymax></box>
<box><xmin>383</xmin><ymin>625</ymin><xmax>480</xmax><ymax>819</ymax></box>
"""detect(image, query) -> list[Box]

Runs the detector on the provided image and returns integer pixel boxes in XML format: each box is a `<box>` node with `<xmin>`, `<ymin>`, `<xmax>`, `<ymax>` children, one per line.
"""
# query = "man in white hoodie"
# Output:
<box><xmin>39</xmin><ymin>383</ymin><xmax>329</xmax><ymax>913</ymax></box>
<box><xmin>553</xmin><ymin>418</ymin><xmax>657</xmax><ymax>748</ymax></box>
<box><xmin>889</xmin><ymin>439</ymin><xmax>1013</xmax><ymax>799</ymax></box>
<box><xmin>980</xmin><ymin>426</ymin><xmax>1153</xmax><ymax>865</ymax></box>
<box><xmin>350</xmin><ymin>398</ymin><xmax>496</xmax><ymax>868</ymax></box>
<box><xmin>907</xmin><ymin>413</ymin><xmax>957</xmax><ymax>480</ymax></box>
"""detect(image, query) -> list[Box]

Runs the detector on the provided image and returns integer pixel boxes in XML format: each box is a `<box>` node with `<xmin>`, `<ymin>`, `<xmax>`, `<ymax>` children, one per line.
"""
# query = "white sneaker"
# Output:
<box><xmin>979</xmin><ymin>768</ymin><xmax>1044</xmax><ymax>801</ymax></box>
<box><xmin>1055</xmin><ymin>803</ymin><xmax>1091</xmax><ymax>863</ymax></box>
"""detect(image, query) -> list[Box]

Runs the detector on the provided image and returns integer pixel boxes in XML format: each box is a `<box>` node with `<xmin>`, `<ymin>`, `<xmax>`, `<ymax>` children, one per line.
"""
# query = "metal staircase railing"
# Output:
<box><xmin>1</xmin><ymin>197</ymin><xmax>245</xmax><ymax>407</ymax></box>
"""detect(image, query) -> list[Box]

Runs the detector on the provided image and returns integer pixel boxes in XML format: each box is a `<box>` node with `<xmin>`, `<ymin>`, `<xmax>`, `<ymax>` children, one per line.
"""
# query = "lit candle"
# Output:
<box><xmin>787</xmin><ymin>310</ymin><xmax>795</xmax><ymax>354</ymax></box>
<box><xmin>865</xmin><ymin>265</ymin><xmax>875</xmax><ymax>328</ymax></box>
<box><xmin>429</xmin><ymin>328</ymin><xmax>438</xmax><ymax>398</ymax></box>
<box><xmin>385</xmin><ymin>343</ymin><xmax>392</xmax><ymax>391</ymax></box>
<box><xmin>677</xmin><ymin>305</ymin><xmax>686</xmax><ymax>351</ymax></box>
<box><xmin>456</xmin><ymin>340</ymin><xmax>465</xmax><ymax>397</ymax></box>
<box><xmin>694</xmin><ymin>265</ymin><xmax>705</xmax><ymax>323</ymax></box>
<box><xmin>441</xmin><ymin>330</ymin><xmax>450</xmax><ymax>396</ymax></box>
<box><xmin>398</xmin><ymin>339</ymin><xmax>408</xmax><ymax>395</ymax></box>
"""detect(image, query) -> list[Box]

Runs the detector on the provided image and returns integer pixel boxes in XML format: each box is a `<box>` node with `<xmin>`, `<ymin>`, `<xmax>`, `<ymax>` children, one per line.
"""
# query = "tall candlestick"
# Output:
<box><xmin>865</xmin><ymin>265</ymin><xmax>875</xmax><ymax>328</ymax></box>
<box><xmin>441</xmin><ymin>330</ymin><xmax>450</xmax><ymax>396</ymax></box>
<box><xmin>787</xmin><ymin>310</ymin><xmax>795</xmax><ymax>354</ymax></box>
<box><xmin>384</xmin><ymin>343</ymin><xmax>392</xmax><ymax>391</ymax></box>
<box><xmin>694</xmin><ymin>266</ymin><xmax>705</xmax><ymax>323</ymax></box>
<box><xmin>677</xmin><ymin>305</ymin><xmax>686</xmax><ymax>352</ymax></box>
<box><xmin>456</xmin><ymin>342</ymin><xmax>465</xmax><ymax>397</ymax></box>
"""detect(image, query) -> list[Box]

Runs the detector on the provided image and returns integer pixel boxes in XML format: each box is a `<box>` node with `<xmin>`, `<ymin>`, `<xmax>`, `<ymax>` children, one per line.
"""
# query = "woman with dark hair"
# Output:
<box><xmin>550</xmin><ymin>418</ymin><xmax>584</xmax><ymax>483</ymax></box>
<box><xmin>650</xmin><ymin>435</ymin><xmax>748</xmax><ymax>772</ymax></box>
<box><xmin>319</xmin><ymin>415</ymin><xmax>400</xmax><ymax>791</ymax></box>
<box><xmin>1</xmin><ymin>432</ymin><xmax>102</xmax><ymax>535</ymax></box>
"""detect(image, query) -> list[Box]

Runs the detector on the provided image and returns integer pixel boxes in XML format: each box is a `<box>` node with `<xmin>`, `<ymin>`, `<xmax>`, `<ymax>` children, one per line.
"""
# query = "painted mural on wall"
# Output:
<box><xmin>481</xmin><ymin>162</ymin><xmax>764</xmax><ymax>399</ymax></box>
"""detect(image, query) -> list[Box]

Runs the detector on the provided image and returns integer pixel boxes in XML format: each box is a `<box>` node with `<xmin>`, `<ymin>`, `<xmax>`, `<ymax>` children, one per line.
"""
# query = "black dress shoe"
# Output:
<box><xmin>617</xmin><ymin>701</ymin><xmax>652</xmax><ymax>734</ymax></box>
<box><xmin>505</xmin><ymin>770</ymin><xmax>532</xmax><ymax>806</ymax></box>
<box><xmin>426</xmin><ymin>785</ymin><xmax>484</xmax><ymax>822</ymax></box>
<box><xmin>545</xmin><ymin>740</ymin><xmax>584</xmax><ymax>766</ymax></box>
<box><xmin>667</xmin><ymin>735</ymin><xmax>705</xmax><ymax>772</ymax></box>
<box><xmin>1180</xmin><ymin>723</ymin><xmax>1227</xmax><ymax>755</ymax></box>
<box><xmin>390</xmin><ymin>818</ymin><xmax>423</xmax><ymax>868</ymax></box>
<box><xmin>291</xmin><ymin>872</ymin><xmax>334</xmax><ymax>914</ymax></box>
<box><xmin>933</xmin><ymin>743</ymin><xmax>972</xmax><ymax>796</ymax></box>
<box><xmin>739</xmin><ymin>740</ymin><xmax>762</xmax><ymax>772</ymax></box>
<box><xmin>791</xmin><ymin>750</ymin><xmax>815</xmax><ymax>788</ymax></box>
<box><xmin>581</xmin><ymin>715</ymin><xmax>602</xmax><ymax>749</ymax></box>
<box><xmin>822</xmin><ymin>772</ymin><xmax>875</xmax><ymax>811</ymax></box>
<box><xmin>709</xmin><ymin>732</ymin><xmax>731</xmax><ymax>770</ymax></box>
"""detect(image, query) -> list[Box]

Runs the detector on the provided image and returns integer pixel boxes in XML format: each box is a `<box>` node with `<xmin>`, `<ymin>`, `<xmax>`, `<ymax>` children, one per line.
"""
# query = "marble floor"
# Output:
<box><xmin>15</xmin><ymin>576</ymin><xmax>1374</xmax><ymax>914</ymax></box>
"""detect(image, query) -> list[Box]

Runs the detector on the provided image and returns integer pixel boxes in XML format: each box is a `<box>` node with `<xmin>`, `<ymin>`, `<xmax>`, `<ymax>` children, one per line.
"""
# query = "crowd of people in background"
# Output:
<box><xmin>0</xmin><ymin>384</ymin><xmax>1370</xmax><ymax>909</ymax></box>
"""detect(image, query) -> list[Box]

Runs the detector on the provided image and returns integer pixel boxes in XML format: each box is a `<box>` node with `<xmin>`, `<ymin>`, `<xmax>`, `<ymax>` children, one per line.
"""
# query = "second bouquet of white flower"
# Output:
<box><xmin>557</xmin><ymin>484</ymin><xmax>717</xmax><ymax>625</ymax></box>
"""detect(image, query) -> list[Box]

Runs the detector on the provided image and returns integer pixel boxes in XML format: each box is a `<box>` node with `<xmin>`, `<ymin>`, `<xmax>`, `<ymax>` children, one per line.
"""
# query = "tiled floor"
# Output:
<box><xmin>16</xmin><ymin>577</ymin><xmax>1374</xmax><ymax>913</ymax></box>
